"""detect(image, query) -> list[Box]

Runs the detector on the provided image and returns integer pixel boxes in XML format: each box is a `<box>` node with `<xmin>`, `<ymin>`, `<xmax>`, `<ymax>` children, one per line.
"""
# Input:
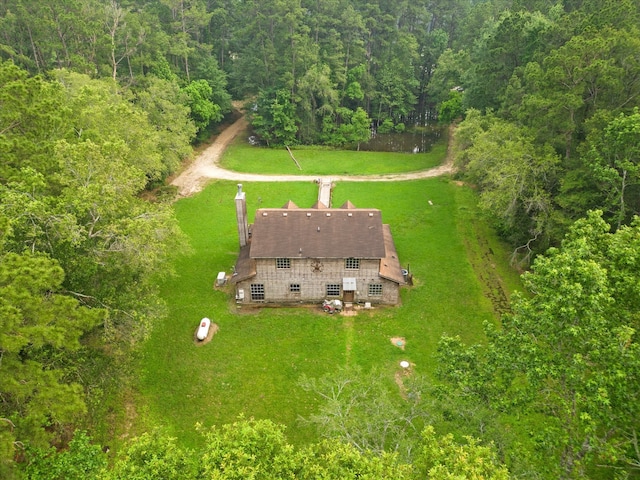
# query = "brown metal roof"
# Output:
<box><xmin>379</xmin><ymin>224</ymin><xmax>406</xmax><ymax>285</ymax></box>
<box><xmin>249</xmin><ymin>208</ymin><xmax>386</xmax><ymax>259</ymax></box>
<box><xmin>340</xmin><ymin>200</ymin><xmax>357</xmax><ymax>209</ymax></box>
<box><xmin>230</xmin><ymin>244</ymin><xmax>256</xmax><ymax>284</ymax></box>
<box><xmin>310</xmin><ymin>200</ymin><xmax>328</xmax><ymax>209</ymax></box>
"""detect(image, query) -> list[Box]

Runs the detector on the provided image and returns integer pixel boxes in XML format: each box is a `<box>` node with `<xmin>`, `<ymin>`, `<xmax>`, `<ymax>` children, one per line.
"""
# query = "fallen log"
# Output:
<box><xmin>286</xmin><ymin>145</ymin><xmax>302</xmax><ymax>170</ymax></box>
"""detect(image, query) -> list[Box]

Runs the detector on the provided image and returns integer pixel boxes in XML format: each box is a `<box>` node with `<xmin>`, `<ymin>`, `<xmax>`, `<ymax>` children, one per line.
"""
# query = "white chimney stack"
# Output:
<box><xmin>235</xmin><ymin>184</ymin><xmax>249</xmax><ymax>247</ymax></box>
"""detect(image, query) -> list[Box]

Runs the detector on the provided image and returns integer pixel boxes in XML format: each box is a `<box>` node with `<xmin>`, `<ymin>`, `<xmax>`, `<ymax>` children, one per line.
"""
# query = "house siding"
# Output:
<box><xmin>234</xmin><ymin>257</ymin><xmax>399</xmax><ymax>305</ymax></box>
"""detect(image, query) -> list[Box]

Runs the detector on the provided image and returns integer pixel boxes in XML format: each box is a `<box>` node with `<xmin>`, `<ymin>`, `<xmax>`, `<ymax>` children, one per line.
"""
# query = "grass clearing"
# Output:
<box><xmin>219</xmin><ymin>136</ymin><xmax>448</xmax><ymax>175</ymax></box>
<box><xmin>133</xmin><ymin>176</ymin><xmax>522</xmax><ymax>449</ymax></box>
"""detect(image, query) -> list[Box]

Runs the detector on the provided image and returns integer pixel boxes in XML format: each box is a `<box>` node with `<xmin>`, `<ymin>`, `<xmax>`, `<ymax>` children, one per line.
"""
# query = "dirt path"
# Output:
<box><xmin>171</xmin><ymin>115</ymin><xmax>456</xmax><ymax>197</ymax></box>
<box><xmin>171</xmin><ymin>115</ymin><xmax>248</xmax><ymax>196</ymax></box>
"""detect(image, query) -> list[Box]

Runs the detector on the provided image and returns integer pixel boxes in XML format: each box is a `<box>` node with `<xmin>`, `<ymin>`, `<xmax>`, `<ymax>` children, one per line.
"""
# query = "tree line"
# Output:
<box><xmin>0</xmin><ymin>59</ymin><xmax>193</xmax><ymax>478</ymax></box>
<box><xmin>448</xmin><ymin>1</ymin><xmax>640</xmax><ymax>258</ymax></box>
<box><xmin>0</xmin><ymin>0</ymin><xmax>462</xmax><ymax>147</ymax></box>
<box><xmin>21</xmin><ymin>417</ymin><xmax>508</xmax><ymax>480</ymax></box>
<box><xmin>4</xmin><ymin>0</ymin><xmax>639</xmax><ymax>250</ymax></box>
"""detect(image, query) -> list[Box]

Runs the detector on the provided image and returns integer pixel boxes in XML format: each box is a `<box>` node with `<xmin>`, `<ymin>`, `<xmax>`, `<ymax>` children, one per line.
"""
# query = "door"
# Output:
<box><xmin>343</xmin><ymin>290</ymin><xmax>354</xmax><ymax>302</ymax></box>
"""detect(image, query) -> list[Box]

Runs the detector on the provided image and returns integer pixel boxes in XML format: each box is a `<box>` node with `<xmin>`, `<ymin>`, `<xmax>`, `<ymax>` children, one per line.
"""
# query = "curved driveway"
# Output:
<box><xmin>171</xmin><ymin>116</ymin><xmax>455</xmax><ymax>197</ymax></box>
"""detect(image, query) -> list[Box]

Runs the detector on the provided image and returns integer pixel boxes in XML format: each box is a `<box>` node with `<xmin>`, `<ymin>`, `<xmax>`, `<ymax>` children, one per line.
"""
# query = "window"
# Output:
<box><xmin>368</xmin><ymin>284</ymin><xmax>383</xmax><ymax>296</ymax></box>
<box><xmin>290</xmin><ymin>283</ymin><xmax>301</xmax><ymax>293</ymax></box>
<box><xmin>326</xmin><ymin>284</ymin><xmax>341</xmax><ymax>296</ymax></box>
<box><xmin>276</xmin><ymin>258</ymin><xmax>291</xmax><ymax>269</ymax></box>
<box><xmin>345</xmin><ymin>258</ymin><xmax>360</xmax><ymax>269</ymax></box>
<box><xmin>250</xmin><ymin>283</ymin><xmax>265</xmax><ymax>301</ymax></box>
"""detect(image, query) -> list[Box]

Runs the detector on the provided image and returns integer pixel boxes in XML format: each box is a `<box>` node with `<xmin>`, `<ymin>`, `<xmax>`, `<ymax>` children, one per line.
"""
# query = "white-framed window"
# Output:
<box><xmin>250</xmin><ymin>283</ymin><xmax>265</xmax><ymax>301</ymax></box>
<box><xmin>326</xmin><ymin>284</ymin><xmax>341</xmax><ymax>296</ymax></box>
<box><xmin>290</xmin><ymin>283</ymin><xmax>301</xmax><ymax>293</ymax></box>
<box><xmin>345</xmin><ymin>258</ymin><xmax>360</xmax><ymax>269</ymax></box>
<box><xmin>276</xmin><ymin>258</ymin><xmax>291</xmax><ymax>269</ymax></box>
<box><xmin>368</xmin><ymin>283</ymin><xmax>383</xmax><ymax>296</ymax></box>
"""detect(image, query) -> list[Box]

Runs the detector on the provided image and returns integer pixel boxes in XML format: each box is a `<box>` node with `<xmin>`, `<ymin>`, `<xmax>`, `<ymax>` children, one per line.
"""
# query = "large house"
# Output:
<box><xmin>230</xmin><ymin>184</ymin><xmax>406</xmax><ymax>305</ymax></box>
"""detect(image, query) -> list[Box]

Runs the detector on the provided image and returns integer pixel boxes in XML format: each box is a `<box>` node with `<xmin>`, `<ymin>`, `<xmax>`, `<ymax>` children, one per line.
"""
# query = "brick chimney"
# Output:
<box><xmin>235</xmin><ymin>184</ymin><xmax>249</xmax><ymax>247</ymax></box>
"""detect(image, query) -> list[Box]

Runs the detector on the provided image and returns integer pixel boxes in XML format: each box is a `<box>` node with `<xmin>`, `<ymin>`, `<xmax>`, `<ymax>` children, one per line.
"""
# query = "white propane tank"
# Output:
<box><xmin>197</xmin><ymin>317</ymin><xmax>211</xmax><ymax>340</ymax></box>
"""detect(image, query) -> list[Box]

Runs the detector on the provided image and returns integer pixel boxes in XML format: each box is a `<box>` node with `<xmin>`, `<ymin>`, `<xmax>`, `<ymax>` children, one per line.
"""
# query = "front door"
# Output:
<box><xmin>343</xmin><ymin>290</ymin><xmax>354</xmax><ymax>302</ymax></box>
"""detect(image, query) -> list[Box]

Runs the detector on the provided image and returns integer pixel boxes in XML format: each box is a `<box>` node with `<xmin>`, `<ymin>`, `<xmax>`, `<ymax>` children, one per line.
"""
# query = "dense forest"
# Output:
<box><xmin>1</xmin><ymin>0</ymin><xmax>640</xmax><ymax>478</ymax></box>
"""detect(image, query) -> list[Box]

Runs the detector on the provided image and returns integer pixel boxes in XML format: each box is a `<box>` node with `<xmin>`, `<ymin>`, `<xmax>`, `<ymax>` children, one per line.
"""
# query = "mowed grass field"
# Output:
<box><xmin>133</xmin><ymin>173</ymin><xmax>522</xmax><ymax>449</ymax></box>
<box><xmin>219</xmin><ymin>136</ymin><xmax>448</xmax><ymax>175</ymax></box>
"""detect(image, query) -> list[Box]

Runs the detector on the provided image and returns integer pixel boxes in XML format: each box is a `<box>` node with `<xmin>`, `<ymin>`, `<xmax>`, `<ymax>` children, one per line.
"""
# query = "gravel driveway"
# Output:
<box><xmin>171</xmin><ymin>116</ymin><xmax>455</xmax><ymax>197</ymax></box>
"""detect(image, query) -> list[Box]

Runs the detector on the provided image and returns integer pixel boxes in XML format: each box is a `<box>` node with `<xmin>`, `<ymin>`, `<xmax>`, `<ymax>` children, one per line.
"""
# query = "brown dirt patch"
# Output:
<box><xmin>391</xmin><ymin>336</ymin><xmax>406</xmax><ymax>350</ymax></box>
<box><xmin>119</xmin><ymin>394</ymin><xmax>137</xmax><ymax>441</ymax></box>
<box><xmin>394</xmin><ymin>371</ymin><xmax>408</xmax><ymax>398</ymax></box>
<box><xmin>193</xmin><ymin>322</ymin><xmax>219</xmax><ymax>346</ymax></box>
<box><xmin>394</xmin><ymin>363</ymin><xmax>414</xmax><ymax>399</ymax></box>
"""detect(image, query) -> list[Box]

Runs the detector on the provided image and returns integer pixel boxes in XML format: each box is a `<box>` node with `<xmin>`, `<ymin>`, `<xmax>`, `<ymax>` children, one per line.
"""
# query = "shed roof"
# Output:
<box><xmin>249</xmin><ymin>208</ymin><xmax>386</xmax><ymax>259</ymax></box>
<box><xmin>379</xmin><ymin>224</ymin><xmax>405</xmax><ymax>285</ymax></box>
<box><xmin>230</xmin><ymin>244</ymin><xmax>256</xmax><ymax>284</ymax></box>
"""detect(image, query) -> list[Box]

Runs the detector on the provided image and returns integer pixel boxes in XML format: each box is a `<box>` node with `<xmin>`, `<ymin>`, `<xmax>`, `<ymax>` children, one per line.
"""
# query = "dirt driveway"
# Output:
<box><xmin>171</xmin><ymin>115</ymin><xmax>456</xmax><ymax>197</ymax></box>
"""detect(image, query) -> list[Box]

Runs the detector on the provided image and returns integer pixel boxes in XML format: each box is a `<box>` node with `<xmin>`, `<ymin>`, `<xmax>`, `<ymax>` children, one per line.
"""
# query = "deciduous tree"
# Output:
<box><xmin>183</xmin><ymin>78</ymin><xmax>220</xmax><ymax>132</ymax></box>
<box><xmin>105</xmin><ymin>430</ymin><xmax>197</xmax><ymax>480</ymax></box>
<box><xmin>134</xmin><ymin>76</ymin><xmax>196</xmax><ymax>176</ymax></box>
<box><xmin>584</xmin><ymin>109</ymin><xmax>640</xmax><ymax>228</ymax></box>
<box><xmin>458</xmin><ymin>117</ymin><xmax>560</xmax><ymax>259</ymax></box>
<box><xmin>437</xmin><ymin>211</ymin><xmax>640</xmax><ymax>478</ymax></box>
<box><xmin>298</xmin><ymin>365</ymin><xmax>431</xmax><ymax>459</ymax></box>
<box><xmin>24</xmin><ymin>430</ymin><xmax>106</xmax><ymax>480</ymax></box>
<box><xmin>414</xmin><ymin>426</ymin><xmax>509</xmax><ymax>479</ymax></box>
<box><xmin>252</xmin><ymin>88</ymin><xmax>299</xmax><ymax>146</ymax></box>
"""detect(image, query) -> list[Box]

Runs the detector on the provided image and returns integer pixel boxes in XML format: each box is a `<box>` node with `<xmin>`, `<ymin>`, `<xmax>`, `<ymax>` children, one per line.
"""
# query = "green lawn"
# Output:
<box><xmin>219</xmin><ymin>136</ymin><xmax>448</xmax><ymax>175</ymax></box>
<box><xmin>133</xmin><ymin>177</ymin><xmax>522</xmax><ymax>449</ymax></box>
